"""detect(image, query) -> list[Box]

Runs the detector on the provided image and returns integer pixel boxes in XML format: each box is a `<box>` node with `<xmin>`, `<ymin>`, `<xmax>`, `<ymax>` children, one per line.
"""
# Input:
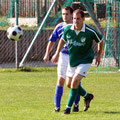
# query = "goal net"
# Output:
<box><xmin>0</xmin><ymin>0</ymin><xmax>119</xmax><ymax>72</ymax></box>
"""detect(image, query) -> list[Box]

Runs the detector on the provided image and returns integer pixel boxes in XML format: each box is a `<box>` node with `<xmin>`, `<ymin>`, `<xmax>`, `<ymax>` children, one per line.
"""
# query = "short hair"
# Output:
<box><xmin>73</xmin><ymin>9</ymin><xmax>85</xmax><ymax>18</ymax></box>
<box><xmin>62</xmin><ymin>6</ymin><xmax>73</xmax><ymax>14</ymax></box>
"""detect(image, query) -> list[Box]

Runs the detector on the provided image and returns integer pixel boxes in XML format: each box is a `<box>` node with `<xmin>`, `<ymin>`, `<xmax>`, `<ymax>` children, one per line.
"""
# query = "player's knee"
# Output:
<box><xmin>71</xmin><ymin>74</ymin><xmax>82</xmax><ymax>88</ymax></box>
<box><xmin>66</xmin><ymin>82</ymin><xmax>71</xmax><ymax>88</ymax></box>
<box><xmin>66</xmin><ymin>77</ymin><xmax>72</xmax><ymax>88</ymax></box>
<box><xmin>71</xmin><ymin>80</ymin><xmax>78</xmax><ymax>88</ymax></box>
<box><xmin>57</xmin><ymin>77</ymin><xmax>65</xmax><ymax>86</ymax></box>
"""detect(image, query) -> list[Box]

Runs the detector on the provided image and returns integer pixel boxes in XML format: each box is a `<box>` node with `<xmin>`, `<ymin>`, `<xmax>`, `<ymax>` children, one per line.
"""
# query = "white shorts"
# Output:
<box><xmin>66</xmin><ymin>63</ymin><xmax>91</xmax><ymax>77</ymax></box>
<box><xmin>57</xmin><ymin>52</ymin><xmax>69</xmax><ymax>79</ymax></box>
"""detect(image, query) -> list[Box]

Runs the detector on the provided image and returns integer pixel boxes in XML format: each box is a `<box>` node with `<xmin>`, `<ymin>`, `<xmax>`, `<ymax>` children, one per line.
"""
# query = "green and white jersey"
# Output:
<box><xmin>62</xmin><ymin>23</ymin><xmax>103</xmax><ymax>67</ymax></box>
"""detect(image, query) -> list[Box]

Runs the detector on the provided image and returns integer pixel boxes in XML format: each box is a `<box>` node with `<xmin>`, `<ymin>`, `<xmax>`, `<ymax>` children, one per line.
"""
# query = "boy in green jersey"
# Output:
<box><xmin>51</xmin><ymin>9</ymin><xmax>104</xmax><ymax>114</ymax></box>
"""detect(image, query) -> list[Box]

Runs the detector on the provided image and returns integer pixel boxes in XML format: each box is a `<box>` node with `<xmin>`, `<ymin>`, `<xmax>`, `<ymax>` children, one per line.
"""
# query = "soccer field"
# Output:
<box><xmin>0</xmin><ymin>67</ymin><xmax>120</xmax><ymax>120</ymax></box>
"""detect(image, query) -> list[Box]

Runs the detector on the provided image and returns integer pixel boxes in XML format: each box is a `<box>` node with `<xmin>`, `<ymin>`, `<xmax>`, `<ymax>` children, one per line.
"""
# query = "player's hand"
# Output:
<box><xmin>95</xmin><ymin>55</ymin><xmax>101</xmax><ymax>67</ymax></box>
<box><xmin>51</xmin><ymin>53</ymin><xmax>59</xmax><ymax>63</ymax></box>
<box><xmin>43</xmin><ymin>55</ymin><xmax>49</xmax><ymax>63</ymax></box>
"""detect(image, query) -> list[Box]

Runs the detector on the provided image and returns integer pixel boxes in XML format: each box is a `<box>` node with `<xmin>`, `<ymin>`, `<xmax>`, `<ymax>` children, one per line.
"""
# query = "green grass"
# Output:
<box><xmin>0</xmin><ymin>67</ymin><xmax>120</xmax><ymax>120</ymax></box>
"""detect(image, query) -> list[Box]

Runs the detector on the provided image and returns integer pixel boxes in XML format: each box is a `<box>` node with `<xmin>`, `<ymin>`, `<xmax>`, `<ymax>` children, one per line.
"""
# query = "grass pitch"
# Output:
<box><xmin>0</xmin><ymin>67</ymin><xmax>120</xmax><ymax>120</ymax></box>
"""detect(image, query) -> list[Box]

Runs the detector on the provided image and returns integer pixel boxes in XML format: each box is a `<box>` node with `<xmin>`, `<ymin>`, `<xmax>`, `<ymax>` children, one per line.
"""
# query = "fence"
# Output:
<box><xmin>0</xmin><ymin>0</ymin><xmax>119</xmax><ymax>72</ymax></box>
<box><xmin>0</xmin><ymin>0</ymin><xmax>58</xmax><ymax>17</ymax></box>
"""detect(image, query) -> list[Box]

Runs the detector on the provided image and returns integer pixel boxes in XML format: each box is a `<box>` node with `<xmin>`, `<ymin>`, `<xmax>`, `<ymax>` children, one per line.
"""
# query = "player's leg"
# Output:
<box><xmin>54</xmin><ymin>53</ymin><xmax>68</xmax><ymax>112</ymax></box>
<box><xmin>66</xmin><ymin>76</ymin><xmax>81</xmax><ymax>112</ymax></box>
<box><xmin>72</xmin><ymin>82</ymin><xmax>81</xmax><ymax>112</ymax></box>
<box><xmin>66</xmin><ymin>64</ymin><xmax>81</xmax><ymax>112</ymax></box>
<box><xmin>75</xmin><ymin>64</ymin><xmax>94</xmax><ymax>112</ymax></box>
<box><xmin>64</xmin><ymin>64</ymin><xmax>94</xmax><ymax>114</ymax></box>
<box><xmin>64</xmin><ymin>74</ymin><xmax>83</xmax><ymax>114</ymax></box>
<box><xmin>54</xmin><ymin>77</ymin><xmax>65</xmax><ymax>112</ymax></box>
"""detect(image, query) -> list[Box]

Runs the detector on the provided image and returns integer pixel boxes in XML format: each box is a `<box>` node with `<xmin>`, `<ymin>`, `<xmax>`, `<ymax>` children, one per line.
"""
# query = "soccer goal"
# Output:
<box><xmin>0</xmin><ymin>0</ymin><xmax>119</xmax><ymax>72</ymax></box>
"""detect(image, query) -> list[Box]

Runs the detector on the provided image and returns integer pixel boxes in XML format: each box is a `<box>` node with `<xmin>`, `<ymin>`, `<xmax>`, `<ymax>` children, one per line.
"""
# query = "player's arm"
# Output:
<box><xmin>43</xmin><ymin>41</ymin><xmax>54</xmax><ymax>63</ymax></box>
<box><xmin>43</xmin><ymin>24</ymin><xmax>59</xmax><ymax>63</ymax></box>
<box><xmin>51</xmin><ymin>38</ymin><xmax>65</xmax><ymax>63</ymax></box>
<box><xmin>95</xmin><ymin>39</ymin><xmax>104</xmax><ymax>67</ymax></box>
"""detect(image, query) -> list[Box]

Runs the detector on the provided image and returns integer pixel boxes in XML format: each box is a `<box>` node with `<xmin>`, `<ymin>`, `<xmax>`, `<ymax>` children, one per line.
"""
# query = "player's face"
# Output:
<box><xmin>62</xmin><ymin>9</ymin><xmax>72</xmax><ymax>23</ymax></box>
<box><xmin>73</xmin><ymin>13</ymin><xmax>85</xmax><ymax>30</ymax></box>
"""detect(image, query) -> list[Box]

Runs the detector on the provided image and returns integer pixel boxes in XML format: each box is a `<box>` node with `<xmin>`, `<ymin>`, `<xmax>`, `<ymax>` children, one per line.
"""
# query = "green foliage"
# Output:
<box><xmin>0</xmin><ymin>17</ymin><xmax>9</xmax><ymax>26</ymax></box>
<box><xmin>0</xmin><ymin>67</ymin><xmax>120</xmax><ymax>120</ymax></box>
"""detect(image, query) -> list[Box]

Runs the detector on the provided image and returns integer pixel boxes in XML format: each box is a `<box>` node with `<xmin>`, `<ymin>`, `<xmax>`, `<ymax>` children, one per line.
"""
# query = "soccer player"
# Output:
<box><xmin>51</xmin><ymin>9</ymin><xmax>104</xmax><ymax>114</ymax></box>
<box><xmin>43</xmin><ymin>6</ymin><xmax>81</xmax><ymax>112</ymax></box>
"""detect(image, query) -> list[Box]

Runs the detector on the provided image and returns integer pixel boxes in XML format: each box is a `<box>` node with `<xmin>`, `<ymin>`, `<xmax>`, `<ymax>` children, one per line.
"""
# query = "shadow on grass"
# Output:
<box><xmin>81</xmin><ymin>111</ymin><xmax>120</xmax><ymax>115</ymax></box>
<box><xmin>104</xmin><ymin>111</ymin><xmax>120</xmax><ymax>114</ymax></box>
<box><xmin>65</xmin><ymin>111</ymin><xmax>120</xmax><ymax>115</ymax></box>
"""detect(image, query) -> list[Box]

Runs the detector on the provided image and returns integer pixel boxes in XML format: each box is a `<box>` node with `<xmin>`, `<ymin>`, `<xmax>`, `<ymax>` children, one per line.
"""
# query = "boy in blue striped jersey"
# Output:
<box><xmin>43</xmin><ymin>6</ymin><xmax>81</xmax><ymax>112</ymax></box>
<box><xmin>51</xmin><ymin>9</ymin><xmax>104</xmax><ymax>114</ymax></box>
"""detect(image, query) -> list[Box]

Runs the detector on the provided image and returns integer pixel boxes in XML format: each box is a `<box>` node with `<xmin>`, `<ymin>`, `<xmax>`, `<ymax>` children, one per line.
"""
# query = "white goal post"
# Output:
<box><xmin>19</xmin><ymin>0</ymin><xmax>57</xmax><ymax>67</ymax></box>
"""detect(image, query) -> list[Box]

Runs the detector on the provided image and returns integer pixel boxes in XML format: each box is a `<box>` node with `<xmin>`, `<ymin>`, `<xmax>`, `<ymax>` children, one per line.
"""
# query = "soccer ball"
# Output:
<box><xmin>7</xmin><ymin>25</ymin><xmax>23</xmax><ymax>41</ymax></box>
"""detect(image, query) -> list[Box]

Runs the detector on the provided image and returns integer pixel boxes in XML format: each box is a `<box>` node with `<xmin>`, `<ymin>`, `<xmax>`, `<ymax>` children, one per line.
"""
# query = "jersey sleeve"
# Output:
<box><xmin>49</xmin><ymin>26</ymin><xmax>58</xmax><ymax>42</ymax></box>
<box><xmin>62</xmin><ymin>29</ymin><xmax>67</xmax><ymax>42</ymax></box>
<box><xmin>93</xmin><ymin>30</ymin><xmax>104</xmax><ymax>43</ymax></box>
<box><xmin>62</xmin><ymin>25</ymin><xmax>71</xmax><ymax>42</ymax></box>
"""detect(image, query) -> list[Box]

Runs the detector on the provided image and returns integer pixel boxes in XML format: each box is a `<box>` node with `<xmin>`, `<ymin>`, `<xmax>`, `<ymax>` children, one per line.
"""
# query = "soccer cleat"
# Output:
<box><xmin>84</xmin><ymin>93</ymin><xmax>94</xmax><ymax>111</ymax></box>
<box><xmin>54</xmin><ymin>107</ymin><xmax>60</xmax><ymax>112</ymax></box>
<box><xmin>64</xmin><ymin>109</ymin><xmax>71</xmax><ymax>114</ymax></box>
<box><xmin>72</xmin><ymin>103</ymin><xmax>79</xmax><ymax>112</ymax></box>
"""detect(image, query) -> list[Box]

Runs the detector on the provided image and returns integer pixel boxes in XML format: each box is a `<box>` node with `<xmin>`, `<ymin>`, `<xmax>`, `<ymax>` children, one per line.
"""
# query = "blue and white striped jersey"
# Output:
<box><xmin>49</xmin><ymin>22</ymin><xmax>69</xmax><ymax>54</ymax></box>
